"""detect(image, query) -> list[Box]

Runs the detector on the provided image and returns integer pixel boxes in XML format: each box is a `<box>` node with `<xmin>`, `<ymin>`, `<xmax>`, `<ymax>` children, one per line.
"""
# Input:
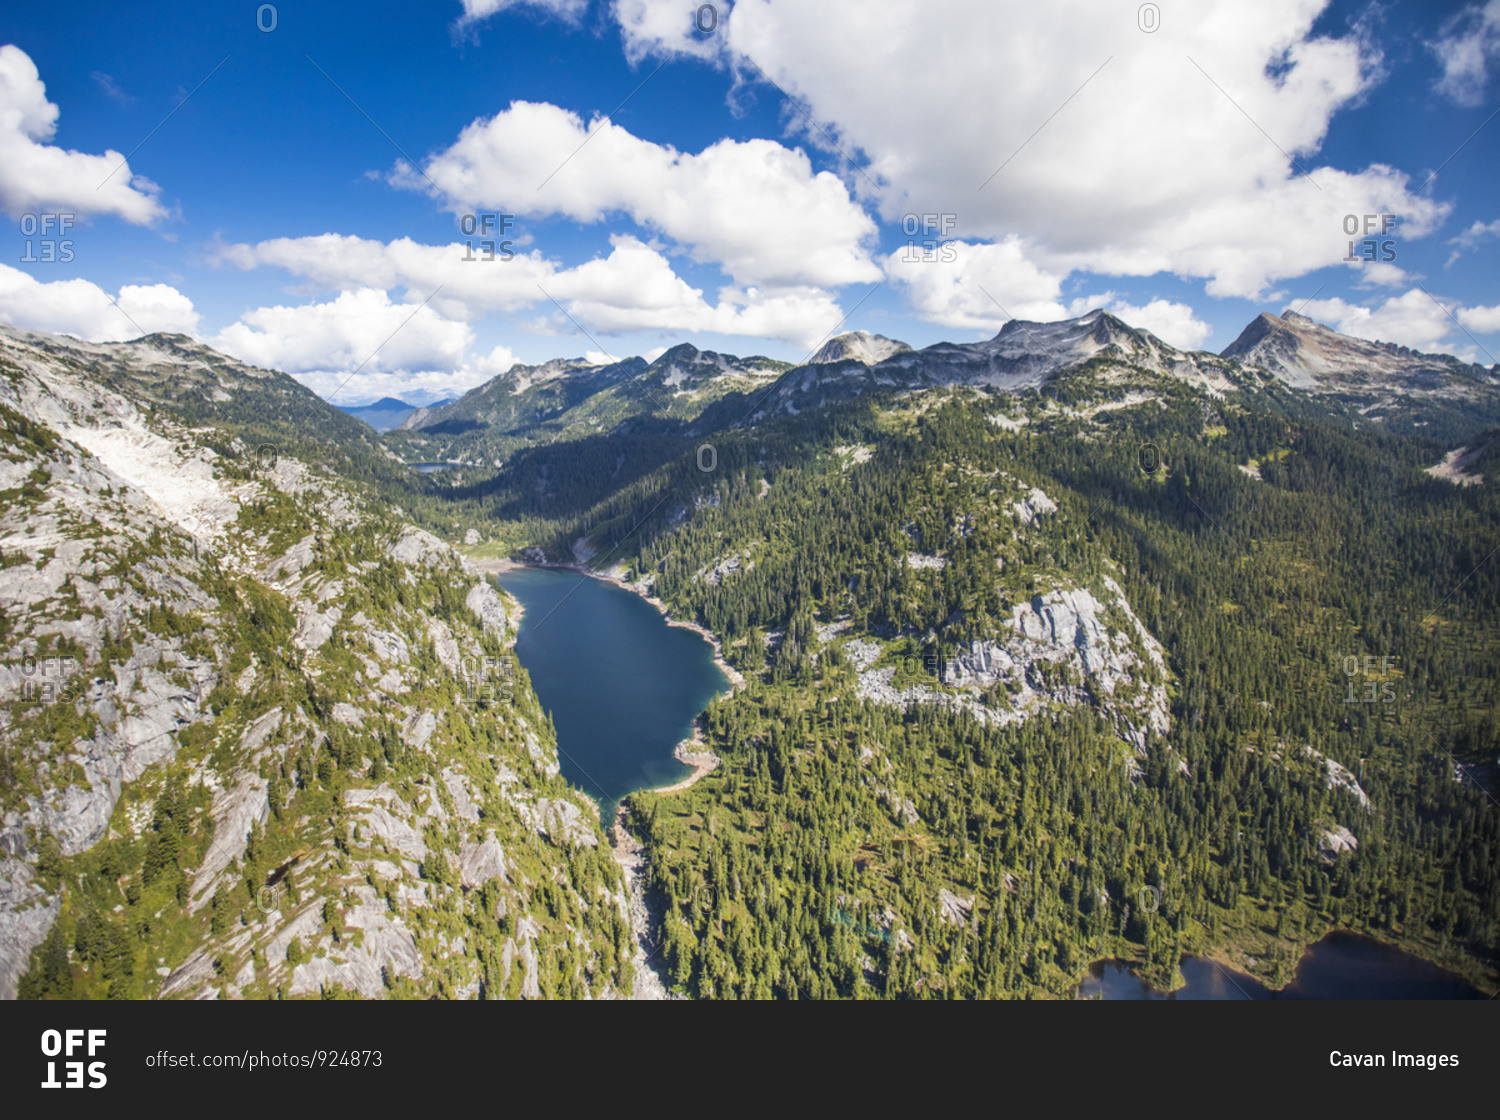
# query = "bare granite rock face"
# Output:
<box><xmin>293</xmin><ymin>607</ymin><xmax>340</xmax><ymax>651</ymax></box>
<box><xmin>389</xmin><ymin>527</ymin><xmax>451</xmax><ymax>569</ymax></box>
<box><xmin>514</xmin><ymin>916</ymin><xmax>542</xmax><ymax>998</ymax></box>
<box><xmin>10</xmin><ymin>658</ymin><xmax>212</xmax><ymax>860</ymax></box>
<box><xmin>0</xmin><ymin>861</ymin><xmax>59</xmax><ymax>1000</ymax></box>
<box><xmin>345</xmin><ymin>787</ymin><xmax>427</xmax><ymax>862</ymax></box>
<box><xmin>158</xmin><ymin>949</ymin><xmax>218</xmax><ymax>999</ymax></box>
<box><xmin>360</xmin><ymin>622</ymin><xmax>411</xmax><ymax>665</ymax></box>
<box><xmin>1010</xmin><ymin>486</ymin><xmax>1058</xmax><ymax>523</ymax></box>
<box><xmin>855</xmin><ymin>578</ymin><xmax>1170</xmax><ymax>759</ymax></box>
<box><xmin>402</xmin><ymin>709</ymin><xmax>438</xmax><ymax>753</ymax></box>
<box><xmin>459</xmin><ymin>832</ymin><xmax>509</xmax><ymax>887</ymax></box>
<box><xmin>877</xmin><ymin>786</ymin><xmax>919</xmax><ymax>825</ymax></box>
<box><xmin>1319</xmin><ymin>825</ymin><xmax>1359</xmax><ymax>861</ymax></box>
<box><xmin>694</xmin><ymin>554</ymin><xmax>748</xmax><ymax>586</ymax></box>
<box><xmin>331</xmin><ymin>702</ymin><xmax>365</xmax><ymax>727</ymax></box>
<box><xmin>465</xmin><ymin>581</ymin><xmax>508</xmax><ymax>638</ymax></box>
<box><xmin>1304</xmin><ymin>746</ymin><xmax>1372</xmax><ymax>810</ymax></box>
<box><xmin>239</xmin><ymin>707</ymin><xmax>284</xmax><ymax>755</ymax></box>
<box><xmin>519</xmin><ymin>723</ymin><xmax>561</xmax><ymax>779</ymax></box>
<box><xmin>937</xmin><ymin>889</ymin><xmax>974</xmax><ymax>927</ymax></box>
<box><xmin>523</xmin><ymin>799</ymin><xmax>598</xmax><ymax>848</ymax></box>
<box><xmin>442</xmin><ymin>768</ymin><xmax>482</xmax><ymax>822</ymax></box>
<box><xmin>427</xmin><ymin>617</ymin><xmax>462</xmax><ymax>675</ymax></box>
<box><xmin>190</xmin><ymin>773</ymin><xmax>270</xmax><ymax>910</ymax></box>
<box><xmin>288</xmin><ymin>885</ymin><xmax>422</xmax><ymax>998</ymax></box>
<box><xmin>0</xmin><ymin>323</ymin><xmax>632</xmax><ymax>1001</ymax></box>
<box><xmin>264</xmin><ymin>535</ymin><xmax>317</xmax><ymax>583</ymax></box>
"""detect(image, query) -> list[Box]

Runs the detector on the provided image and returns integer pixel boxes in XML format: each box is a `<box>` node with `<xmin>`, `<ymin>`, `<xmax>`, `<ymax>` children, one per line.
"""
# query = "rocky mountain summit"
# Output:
<box><xmin>1221</xmin><ymin>310</ymin><xmax>1494</xmax><ymax>391</ymax></box>
<box><xmin>396</xmin><ymin>356</ymin><xmax>644</xmax><ymax>435</ymax></box>
<box><xmin>339</xmin><ymin>396</ymin><xmax>450</xmax><ymax>433</ymax></box>
<box><xmin>1221</xmin><ymin>311</ymin><xmax>1500</xmax><ymax>436</ymax></box>
<box><xmin>393</xmin><ymin>306</ymin><xmax>1500</xmax><ymax>468</ymax></box>
<box><xmin>388</xmin><ymin>342</ymin><xmax>791</xmax><ymax>468</ymax></box>
<box><xmin>870</xmin><ymin>309</ymin><xmax>1239</xmax><ymax>394</ymax></box>
<box><xmin>808</xmin><ymin>331</ymin><xmax>911</xmax><ymax>366</ymax></box>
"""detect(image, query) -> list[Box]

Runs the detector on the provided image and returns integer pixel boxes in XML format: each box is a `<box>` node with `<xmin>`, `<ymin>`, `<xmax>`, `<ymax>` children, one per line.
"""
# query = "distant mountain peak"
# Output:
<box><xmin>809</xmin><ymin>331</ymin><xmax>911</xmax><ymax>366</ymax></box>
<box><xmin>993</xmin><ymin>308</ymin><xmax>1139</xmax><ymax>345</ymax></box>
<box><xmin>657</xmin><ymin>342</ymin><xmax>701</xmax><ymax>361</ymax></box>
<box><xmin>1220</xmin><ymin>309</ymin><xmax>1488</xmax><ymax>390</ymax></box>
<box><xmin>851</xmin><ymin>308</ymin><xmax>1234</xmax><ymax>399</ymax></box>
<box><xmin>644</xmin><ymin>343</ymin><xmax>788</xmax><ymax>388</ymax></box>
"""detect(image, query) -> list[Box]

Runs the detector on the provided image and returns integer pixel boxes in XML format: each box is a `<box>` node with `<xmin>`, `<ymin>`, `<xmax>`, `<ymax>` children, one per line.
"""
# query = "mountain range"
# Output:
<box><xmin>387</xmin><ymin>309</ymin><xmax>1500</xmax><ymax>469</ymax></box>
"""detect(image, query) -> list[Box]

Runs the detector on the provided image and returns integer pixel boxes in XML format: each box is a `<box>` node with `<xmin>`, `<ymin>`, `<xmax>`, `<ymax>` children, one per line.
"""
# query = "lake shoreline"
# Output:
<box><xmin>1076</xmin><ymin>929</ymin><xmax>1492</xmax><ymax>1000</ymax></box>
<box><xmin>469</xmin><ymin>554</ymin><xmax>527</xmax><ymax>627</ymax></box>
<box><xmin>474</xmin><ymin>555</ymin><xmax>746</xmax><ymax>692</ymax></box>
<box><xmin>475</xmin><ymin>555</ymin><xmax>1495</xmax><ymax>1001</ymax></box>
<box><xmin>478</xmin><ymin>554</ymin><xmax>746</xmax><ymax>770</ymax></box>
<box><xmin>482</xmin><ymin>552</ymin><xmax>738</xmax><ymax>996</ymax></box>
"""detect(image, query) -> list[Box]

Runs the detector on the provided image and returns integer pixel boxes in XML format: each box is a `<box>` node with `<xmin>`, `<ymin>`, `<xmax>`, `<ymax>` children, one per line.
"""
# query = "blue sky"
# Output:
<box><xmin>0</xmin><ymin>0</ymin><xmax>1497</xmax><ymax>404</ymax></box>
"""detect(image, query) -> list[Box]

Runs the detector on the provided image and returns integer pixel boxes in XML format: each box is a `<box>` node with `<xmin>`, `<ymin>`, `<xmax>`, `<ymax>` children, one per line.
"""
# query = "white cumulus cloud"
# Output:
<box><xmin>1446</xmin><ymin>217</ymin><xmax>1500</xmax><ymax>266</ymax></box>
<box><xmin>615</xmin><ymin>0</ymin><xmax>1450</xmax><ymax>303</ymax></box>
<box><xmin>0</xmin><ymin>45</ymin><xmax>165</xmax><ymax>224</ymax></box>
<box><xmin>213</xmin><ymin>231</ymin><xmax>852</xmax><ymax>348</ymax></box>
<box><xmin>882</xmin><ymin>237</ymin><xmax>1067</xmax><ymax>331</ymax></box>
<box><xmin>1095</xmin><ymin>298</ymin><xmax>1213</xmax><ymax>351</ymax></box>
<box><xmin>0</xmin><ymin>264</ymin><xmax>197</xmax><ymax>338</ymax></box>
<box><xmin>211</xmin><ymin>289</ymin><xmax>474</xmax><ymax>375</ymax></box>
<box><xmin>1457</xmin><ymin>303</ymin><xmax>1500</xmax><ymax>335</ymax></box>
<box><xmin>401</xmin><ymin>99</ymin><xmax>881</xmax><ymax>290</ymax></box>
<box><xmin>456</xmin><ymin>0</ymin><xmax>588</xmax><ymax>29</ymax></box>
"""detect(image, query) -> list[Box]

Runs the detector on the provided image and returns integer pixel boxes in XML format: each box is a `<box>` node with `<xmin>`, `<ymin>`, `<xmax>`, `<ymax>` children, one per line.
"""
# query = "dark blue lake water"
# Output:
<box><xmin>1079</xmin><ymin>933</ymin><xmax>1488</xmax><ymax>999</ymax></box>
<box><xmin>497</xmin><ymin>566</ymin><xmax>729</xmax><ymax>819</ymax></box>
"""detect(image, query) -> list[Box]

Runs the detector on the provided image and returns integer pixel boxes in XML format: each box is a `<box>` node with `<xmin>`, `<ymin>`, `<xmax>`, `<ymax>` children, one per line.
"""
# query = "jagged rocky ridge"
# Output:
<box><xmin>1222</xmin><ymin>310</ymin><xmax>1495</xmax><ymax>392</ymax></box>
<box><xmin>386</xmin><ymin>306</ymin><xmax>1500</xmax><ymax>476</ymax></box>
<box><xmin>388</xmin><ymin>344</ymin><xmax>791</xmax><ymax>467</ymax></box>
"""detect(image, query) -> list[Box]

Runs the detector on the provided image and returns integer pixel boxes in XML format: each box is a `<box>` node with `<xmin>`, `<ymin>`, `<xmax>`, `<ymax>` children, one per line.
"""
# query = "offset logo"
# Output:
<box><xmin>40</xmin><ymin>1029</ymin><xmax>106</xmax><ymax>1089</ymax></box>
<box><xmin>19</xmin><ymin>213</ymin><xmax>76</xmax><ymax>263</ymax></box>
<box><xmin>899</xmin><ymin>213</ymin><xmax>958</xmax><ymax>263</ymax></box>
<box><xmin>459</xmin><ymin>213</ymin><xmax>515</xmax><ymax>262</ymax></box>
<box><xmin>1342</xmin><ymin>213</ymin><xmax>1397</xmax><ymax>264</ymax></box>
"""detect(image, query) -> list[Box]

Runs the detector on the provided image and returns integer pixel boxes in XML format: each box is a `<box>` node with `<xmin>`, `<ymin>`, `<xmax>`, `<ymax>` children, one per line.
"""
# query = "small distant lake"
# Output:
<box><xmin>1078</xmin><ymin>933</ymin><xmax>1488</xmax><ymax>999</ymax></box>
<box><xmin>496</xmin><ymin>566</ymin><xmax>729</xmax><ymax>819</ymax></box>
<box><xmin>409</xmin><ymin>461</ymin><xmax>458</xmax><ymax>473</ymax></box>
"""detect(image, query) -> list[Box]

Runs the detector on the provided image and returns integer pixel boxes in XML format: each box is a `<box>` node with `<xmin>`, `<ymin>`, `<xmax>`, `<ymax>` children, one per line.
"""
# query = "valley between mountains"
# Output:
<box><xmin>3</xmin><ymin>306</ymin><xmax>1498</xmax><ymax>999</ymax></box>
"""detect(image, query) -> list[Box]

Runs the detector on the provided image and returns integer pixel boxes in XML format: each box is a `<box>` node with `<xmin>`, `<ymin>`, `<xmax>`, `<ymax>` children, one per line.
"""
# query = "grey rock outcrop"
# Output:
<box><xmin>524</xmin><ymin>799</ymin><xmax>598</xmax><ymax>848</ymax></box>
<box><xmin>345</xmin><ymin>787</ymin><xmax>427</xmax><ymax>862</ymax></box>
<box><xmin>856</xmin><ymin>578</ymin><xmax>1170</xmax><ymax>757</ymax></box>
<box><xmin>288</xmin><ymin>885</ymin><xmax>422</xmax><ymax>998</ymax></box>
<box><xmin>465</xmin><ymin>580</ymin><xmax>509</xmax><ymax>637</ymax></box>
<box><xmin>459</xmin><ymin>832</ymin><xmax>509</xmax><ymax>887</ymax></box>
<box><xmin>190</xmin><ymin>773</ymin><xmax>270</xmax><ymax>909</ymax></box>
<box><xmin>0</xmin><ymin>861</ymin><xmax>60</xmax><ymax>1000</ymax></box>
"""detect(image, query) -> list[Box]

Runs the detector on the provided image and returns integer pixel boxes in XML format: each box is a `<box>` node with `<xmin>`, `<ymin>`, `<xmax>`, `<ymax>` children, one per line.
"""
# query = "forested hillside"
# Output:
<box><xmin>474</xmin><ymin>343</ymin><xmax>1500</xmax><ymax>997</ymax></box>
